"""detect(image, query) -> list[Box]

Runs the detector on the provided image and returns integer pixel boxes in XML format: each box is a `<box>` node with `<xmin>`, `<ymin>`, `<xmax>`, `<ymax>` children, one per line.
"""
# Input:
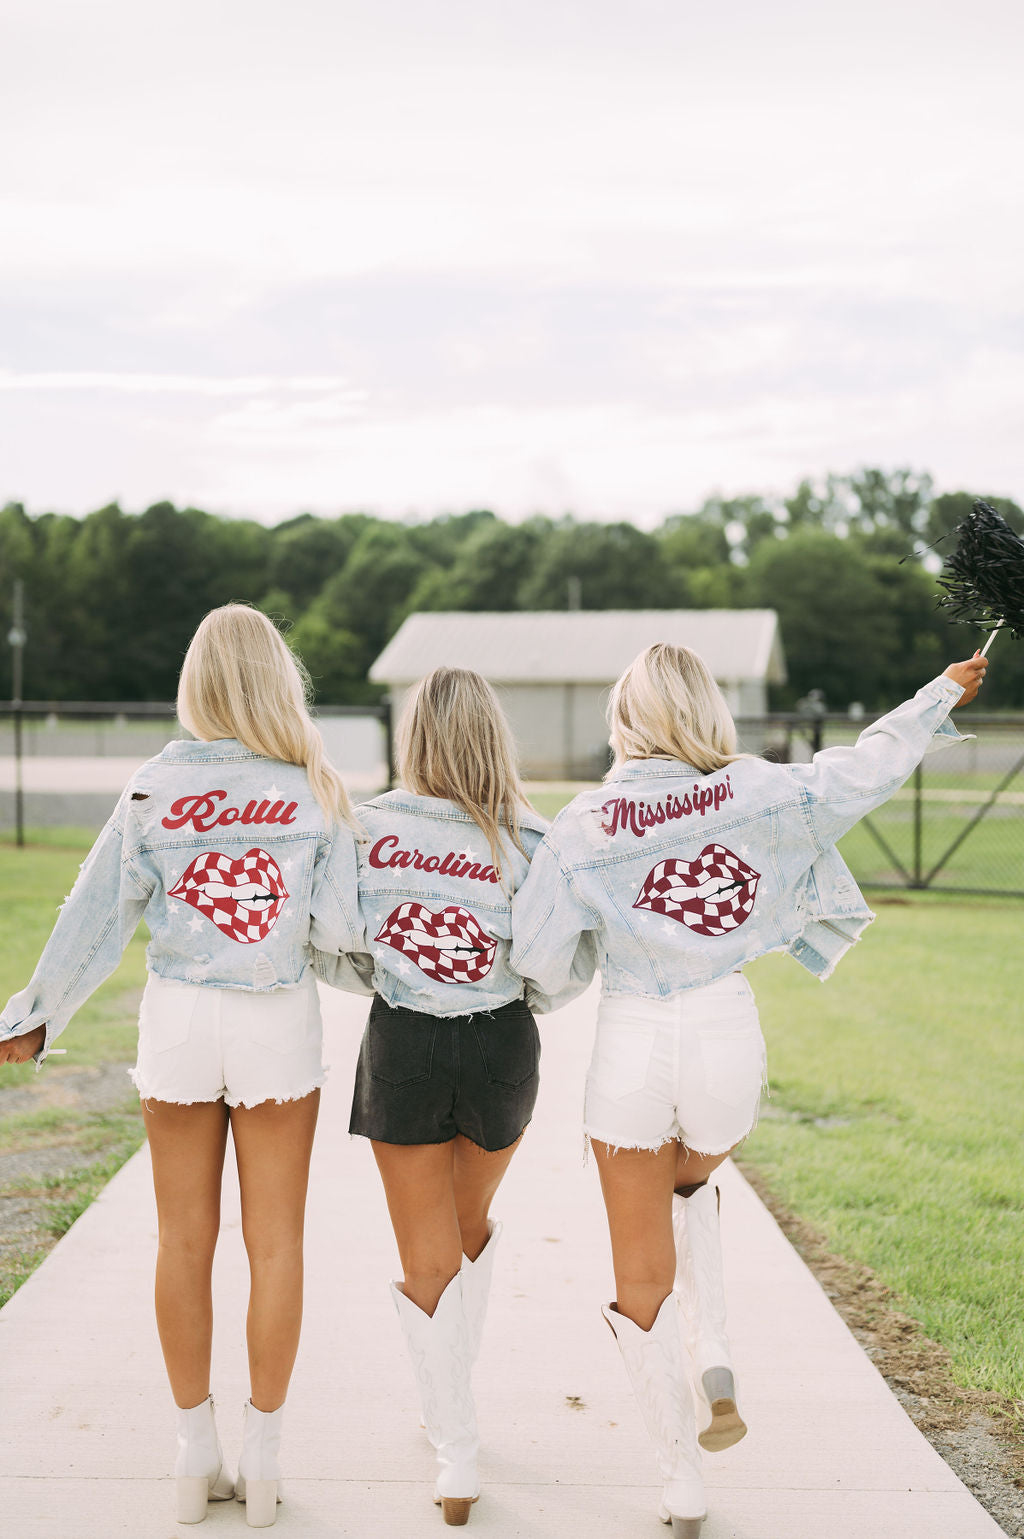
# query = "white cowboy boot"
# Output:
<box><xmin>461</xmin><ymin>1219</ymin><xmax>502</xmax><ymax>1365</ymax></box>
<box><xmin>173</xmin><ymin>1393</ymin><xmax>235</xmax><ymax>1523</ymax></box>
<box><xmin>391</xmin><ymin>1273</ymin><xmax>480</xmax><ymax>1526</ymax></box>
<box><xmin>673</xmin><ymin>1182</ymin><xmax>747</xmax><ymax>1451</ymax></box>
<box><xmin>602</xmin><ymin>1296</ymin><xmax>706</xmax><ymax>1538</ymax></box>
<box><xmin>235</xmin><ymin>1400</ymin><xmax>285</xmax><ymax>1528</ymax></box>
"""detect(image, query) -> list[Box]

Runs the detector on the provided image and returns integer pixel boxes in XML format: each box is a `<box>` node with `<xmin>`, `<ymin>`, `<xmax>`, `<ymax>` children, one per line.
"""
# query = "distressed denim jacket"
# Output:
<box><xmin>316</xmin><ymin>788</ymin><xmax>593</xmax><ymax>1017</ymax></box>
<box><xmin>0</xmin><ymin>737</ymin><xmax>364</xmax><ymax>1066</ymax></box>
<box><xmin>511</xmin><ymin>675</ymin><xmax>967</xmax><ymax>1000</ymax></box>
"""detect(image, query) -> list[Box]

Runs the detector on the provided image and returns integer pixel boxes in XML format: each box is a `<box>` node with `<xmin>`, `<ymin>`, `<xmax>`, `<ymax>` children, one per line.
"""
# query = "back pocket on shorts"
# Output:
<box><xmin>697</xmin><ymin>1022</ymin><xmax>766</xmax><ymax>1108</ymax></box>
<box><xmin>472</xmin><ymin>1010</ymin><xmax>539</xmax><ymax>1089</ymax></box>
<box><xmin>587</xmin><ymin>1021</ymin><xmax>658</xmax><ymax>1098</ymax></box>
<box><xmin>139</xmin><ymin>978</ymin><xmax>203</xmax><ymax>1052</ymax></box>
<box><xmin>246</xmin><ymin>985</ymin><xmax>319</xmax><ymax>1055</ymax></box>
<box><xmin>367</xmin><ymin>1014</ymin><xmax>436</xmax><ymax>1086</ymax></box>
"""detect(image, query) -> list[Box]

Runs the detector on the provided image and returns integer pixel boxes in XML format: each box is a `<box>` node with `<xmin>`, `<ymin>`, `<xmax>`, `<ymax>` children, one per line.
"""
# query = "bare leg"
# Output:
<box><xmin>143</xmin><ymin>1098</ymin><xmax>229</xmax><ymax>1408</ymax></box>
<box><xmin>371</xmin><ymin>1141</ymin><xmax>462</xmax><ymax>1315</ymax></box>
<box><xmin>452</xmin><ymin>1131</ymin><xmax>522</xmax><ymax>1261</ymax></box>
<box><xmin>230</xmin><ymin>1089</ymin><xmax>320</xmax><ymax>1413</ymax></box>
<box><xmin>592</xmin><ymin>1138</ymin><xmax>679</xmax><ymax>1331</ymax></box>
<box><xmin>673</xmin><ymin>1142</ymin><xmax>739</xmax><ymax>1193</ymax></box>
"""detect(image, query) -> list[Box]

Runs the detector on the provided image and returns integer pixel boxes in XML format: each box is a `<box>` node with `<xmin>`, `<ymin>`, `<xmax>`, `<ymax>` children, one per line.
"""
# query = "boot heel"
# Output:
<box><xmin>176</xmin><ymin>1475</ymin><xmax>211</xmax><ymax>1524</ymax></box>
<box><xmin>699</xmin><ymin>1394</ymin><xmax>746</xmax><ymax>1452</ymax></box>
<box><xmin>440</xmin><ymin>1495</ymin><xmax>476</xmax><ymax>1525</ymax></box>
<box><xmin>670</xmin><ymin>1518</ymin><xmax>704</xmax><ymax>1538</ymax></box>
<box><xmin>242</xmin><ymin>1478</ymin><xmax>279</xmax><ymax>1528</ymax></box>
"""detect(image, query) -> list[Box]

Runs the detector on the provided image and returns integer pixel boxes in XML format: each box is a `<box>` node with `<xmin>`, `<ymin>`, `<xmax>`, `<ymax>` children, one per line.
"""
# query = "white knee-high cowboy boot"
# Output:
<box><xmin>461</xmin><ymin>1219</ymin><xmax>502</xmax><ymax>1365</ymax></box>
<box><xmin>391</xmin><ymin>1272</ymin><xmax>480</xmax><ymax>1526</ymax></box>
<box><xmin>173</xmin><ymin>1394</ymin><xmax>235</xmax><ymax>1523</ymax></box>
<box><xmin>602</xmin><ymin>1296</ymin><xmax>706</xmax><ymax>1538</ymax></box>
<box><xmin>673</xmin><ymin>1182</ymin><xmax>747</xmax><ymax>1451</ymax></box>
<box><xmin>235</xmin><ymin>1400</ymin><xmax>285</xmax><ymax>1528</ymax></box>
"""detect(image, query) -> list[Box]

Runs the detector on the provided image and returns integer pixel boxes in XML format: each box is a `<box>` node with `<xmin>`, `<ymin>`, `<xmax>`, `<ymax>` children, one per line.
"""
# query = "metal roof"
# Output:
<box><xmin>370</xmin><ymin>610</ymin><xmax>786</xmax><ymax>685</ymax></box>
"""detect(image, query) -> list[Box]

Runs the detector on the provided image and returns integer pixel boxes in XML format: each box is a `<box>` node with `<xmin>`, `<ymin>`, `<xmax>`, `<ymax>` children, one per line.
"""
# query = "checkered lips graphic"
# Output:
<box><xmin>633</xmin><ymin>844</ymin><xmax>760</xmax><ymax>938</ymax></box>
<box><xmin>375</xmin><ymin>902</ymin><xmax>497</xmax><ymax>984</ymax></box>
<box><xmin>168</xmin><ymin>848</ymin><xmax>290</xmax><ymax>943</ymax></box>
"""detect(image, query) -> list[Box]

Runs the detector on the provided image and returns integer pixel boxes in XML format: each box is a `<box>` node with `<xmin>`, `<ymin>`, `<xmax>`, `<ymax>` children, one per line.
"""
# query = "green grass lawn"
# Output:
<box><xmin>0</xmin><ymin>830</ymin><xmax>148</xmax><ymax>1086</ymax></box>
<box><xmin>742</xmin><ymin>901</ymin><xmax>1023</xmax><ymax>1402</ymax></box>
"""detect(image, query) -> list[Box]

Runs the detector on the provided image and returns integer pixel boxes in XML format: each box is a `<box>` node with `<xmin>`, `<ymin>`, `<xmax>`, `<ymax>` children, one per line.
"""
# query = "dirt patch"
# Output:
<box><xmin>738</xmin><ymin>1157</ymin><xmax>1024</xmax><ymax>1539</ymax></box>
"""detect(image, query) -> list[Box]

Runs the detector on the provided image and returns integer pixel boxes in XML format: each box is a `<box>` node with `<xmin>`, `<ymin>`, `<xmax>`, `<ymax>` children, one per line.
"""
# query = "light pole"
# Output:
<box><xmin>8</xmin><ymin>581</ymin><xmax>26</xmax><ymax>848</ymax></box>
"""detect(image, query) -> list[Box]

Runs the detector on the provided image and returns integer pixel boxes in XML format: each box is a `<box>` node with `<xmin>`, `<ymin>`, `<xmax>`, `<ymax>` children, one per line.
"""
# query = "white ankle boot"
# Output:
<box><xmin>235</xmin><ymin>1400</ymin><xmax>284</xmax><ymax>1528</ymax></box>
<box><xmin>174</xmin><ymin>1394</ymin><xmax>234</xmax><ymax>1523</ymax></box>
<box><xmin>602</xmin><ymin>1296</ymin><xmax>706</xmax><ymax>1539</ymax></box>
<box><xmin>461</xmin><ymin>1219</ymin><xmax>502</xmax><ymax>1364</ymax></box>
<box><xmin>673</xmin><ymin>1183</ymin><xmax>747</xmax><ymax>1451</ymax></box>
<box><xmin>391</xmin><ymin>1273</ymin><xmax>480</xmax><ymax>1525</ymax></box>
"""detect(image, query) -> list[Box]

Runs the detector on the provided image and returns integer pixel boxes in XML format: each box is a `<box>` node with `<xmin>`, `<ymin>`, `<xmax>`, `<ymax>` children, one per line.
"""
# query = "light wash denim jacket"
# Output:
<box><xmin>0</xmin><ymin>738</ymin><xmax>364</xmax><ymax>1066</ymax></box>
<box><xmin>318</xmin><ymin>788</ymin><xmax>591</xmax><ymax>1017</ymax></box>
<box><xmin>511</xmin><ymin>675</ymin><xmax>967</xmax><ymax>1000</ymax></box>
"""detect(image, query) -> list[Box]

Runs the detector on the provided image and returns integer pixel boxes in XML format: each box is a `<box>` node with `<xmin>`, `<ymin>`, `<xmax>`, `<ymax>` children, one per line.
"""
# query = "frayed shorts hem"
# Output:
<box><xmin>130</xmin><ymin>1066</ymin><xmax>328</xmax><ymax>1110</ymax></box>
<box><xmin>583</xmin><ymin>1123</ymin><xmax>752</xmax><ymax>1161</ymax></box>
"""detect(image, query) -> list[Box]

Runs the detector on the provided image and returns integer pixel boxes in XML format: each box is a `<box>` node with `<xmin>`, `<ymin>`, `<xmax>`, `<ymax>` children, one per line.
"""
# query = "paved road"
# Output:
<box><xmin>0</xmin><ymin>984</ymin><xmax>1005</xmax><ymax>1538</ymax></box>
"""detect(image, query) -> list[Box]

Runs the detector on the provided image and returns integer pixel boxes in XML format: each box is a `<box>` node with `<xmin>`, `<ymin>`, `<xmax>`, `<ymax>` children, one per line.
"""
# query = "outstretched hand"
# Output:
<box><xmin>0</xmin><ymin>1025</ymin><xmax>46</xmax><ymax>1065</ymax></box>
<box><xmin>944</xmin><ymin>652</ymin><xmax>988</xmax><ymax>706</ymax></box>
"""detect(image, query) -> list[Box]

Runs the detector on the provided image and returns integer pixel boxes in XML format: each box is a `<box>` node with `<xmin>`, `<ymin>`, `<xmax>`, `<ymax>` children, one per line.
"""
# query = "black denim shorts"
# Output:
<box><xmin>348</xmin><ymin>994</ymin><xmax>541</xmax><ymax>1152</ymax></box>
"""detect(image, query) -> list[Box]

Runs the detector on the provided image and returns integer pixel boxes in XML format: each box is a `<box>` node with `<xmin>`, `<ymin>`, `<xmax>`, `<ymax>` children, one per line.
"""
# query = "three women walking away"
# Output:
<box><xmin>0</xmin><ymin>614</ymin><xmax>987</xmax><ymax>1537</ymax></box>
<box><xmin>512</xmin><ymin>642</ymin><xmax>986</xmax><ymax>1536</ymax></box>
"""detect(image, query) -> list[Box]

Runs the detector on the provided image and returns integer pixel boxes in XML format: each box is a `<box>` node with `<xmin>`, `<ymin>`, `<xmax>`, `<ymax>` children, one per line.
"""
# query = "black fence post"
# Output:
<box><xmin>912</xmin><ymin>761</ymin><xmax>923</xmax><ymax>887</ymax></box>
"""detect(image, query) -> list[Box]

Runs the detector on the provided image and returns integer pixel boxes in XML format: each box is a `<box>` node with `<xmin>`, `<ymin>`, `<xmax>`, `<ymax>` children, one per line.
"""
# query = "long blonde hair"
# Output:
<box><xmin>607</xmin><ymin>643</ymin><xmax>746</xmax><ymax>776</ymax></box>
<box><xmin>177</xmin><ymin>604</ymin><xmax>359</xmax><ymax>829</ymax></box>
<box><xmin>397</xmin><ymin>667</ymin><xmax>531</xmax><ymax>887</ymax></box>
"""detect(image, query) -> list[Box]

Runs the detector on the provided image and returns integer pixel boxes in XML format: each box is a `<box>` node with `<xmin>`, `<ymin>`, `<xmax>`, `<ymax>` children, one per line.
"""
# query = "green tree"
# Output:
<box><xmin>518</xmin><ymin>521</ymin><xmax>678</xmax><ymax>610</ymax></box>
<box><xmin>407</xmin><ymin>518</ymin><xmax>551</xmax><ymax>612</ymax></box>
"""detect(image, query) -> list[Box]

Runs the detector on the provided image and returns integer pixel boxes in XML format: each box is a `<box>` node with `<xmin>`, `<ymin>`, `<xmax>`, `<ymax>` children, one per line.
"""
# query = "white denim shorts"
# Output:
<box><xmin>130</xmin><ymin>970</ymin><xmax>326</xmax><ymax>1109</ymax></box>
<box><xmin>584</xmin><ymin>973</ymin><xmax>767</xmax><ymax>1156</ymax></box>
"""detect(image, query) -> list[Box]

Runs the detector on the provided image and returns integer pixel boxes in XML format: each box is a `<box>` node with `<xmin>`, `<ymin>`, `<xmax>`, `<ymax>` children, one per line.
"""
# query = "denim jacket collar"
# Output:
<box><xmin>159</xmin><ymin>737</ymin><xmax>266</xmax><ymax>764</ymax></box>
<box><xmin>374</xmin><ymin>786</ymin><xmax>550</xmax><ymax>838</ymax></box>
<box><xmin>613</xmin><ymin>758</ymin><xmax>702</xmax><ymax>782</ymax></box>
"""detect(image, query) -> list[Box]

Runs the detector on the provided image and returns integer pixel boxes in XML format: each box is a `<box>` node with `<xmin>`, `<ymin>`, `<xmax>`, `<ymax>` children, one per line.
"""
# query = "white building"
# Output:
<box><xmin>370</xmin><ymin>610</ymin><xmax>786</xmax><ymax>779</ymax></box>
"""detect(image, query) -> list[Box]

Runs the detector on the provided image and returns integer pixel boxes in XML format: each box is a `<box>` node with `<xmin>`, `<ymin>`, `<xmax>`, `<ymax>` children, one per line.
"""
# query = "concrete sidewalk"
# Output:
<box><xmin>0</xmin><ymin>984</ymin><xmax>1006</xmax><ymax>1539</ymax></box>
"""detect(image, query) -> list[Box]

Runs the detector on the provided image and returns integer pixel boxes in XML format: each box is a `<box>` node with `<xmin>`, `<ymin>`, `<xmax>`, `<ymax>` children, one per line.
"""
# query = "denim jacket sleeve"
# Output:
<box><xmin>0</xmin><ymin>792</ymin><xmax>153</xmax><ymax>1068</ymax></box>
<box><xmin>511</xmin><ymin>837</ymin><xmax>601</xmax><ymax>1003</ymax></box>
<box><xmin>308</xmin><ymin>824</ymin><xmax>366</xmax><ymax>956</ymax></box>
<box><xmin>785</xmin><ymin>674</ymin><xmax>967</xmax><ymax>850</ymax></box>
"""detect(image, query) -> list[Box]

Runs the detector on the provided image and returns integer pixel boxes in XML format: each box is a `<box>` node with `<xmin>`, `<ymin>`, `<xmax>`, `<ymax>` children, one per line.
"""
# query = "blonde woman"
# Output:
<box><xmin>338</xmin><ymin>667</ymin><xmax>578</xmax><ymax>1526</ymax></box>
<box><xmin>0</xmin><ymin>605</ymin><xmax>364</xmax><ymax>1529</ymax></box>
<box><xmin>511</xmin><ymin>644</ymin><xmax>987</xmax><ymax>1538</ymax></box>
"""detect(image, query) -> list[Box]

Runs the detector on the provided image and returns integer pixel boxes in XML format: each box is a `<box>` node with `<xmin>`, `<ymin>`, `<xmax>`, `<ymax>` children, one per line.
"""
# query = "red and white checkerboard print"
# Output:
<box><xmin>375</xmin><ymin>901</ymin><xmax>497</xmax><ymax>984</ymax></box>
<box><xmin>168</xmin><ymin>847</ymin><xmax>289</xmax><ymax>944</ymax></box>
<box><xmin>633</xmin><ymin>844</ymin><xmax>760</xmax><ymax>938</ymax></box>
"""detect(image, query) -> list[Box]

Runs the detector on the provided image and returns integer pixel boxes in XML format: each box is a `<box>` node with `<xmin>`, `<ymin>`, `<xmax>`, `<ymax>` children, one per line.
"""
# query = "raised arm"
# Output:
<box><xmin>786</xmin><ymin>655</ymin><xmax>987</xmax><ymax>851</ymax></box>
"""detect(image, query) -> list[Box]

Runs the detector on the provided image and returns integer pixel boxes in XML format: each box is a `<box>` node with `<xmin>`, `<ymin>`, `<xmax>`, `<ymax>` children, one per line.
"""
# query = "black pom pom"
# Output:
<box><xmin>936</xmin><ymin>499</ymin><xmax>1024</xmax><ymax>640</ymax></box>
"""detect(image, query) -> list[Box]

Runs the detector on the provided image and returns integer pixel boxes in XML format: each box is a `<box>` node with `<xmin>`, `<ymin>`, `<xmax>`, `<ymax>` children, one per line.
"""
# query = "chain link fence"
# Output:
<box><xmin>736</xmin><ymin>713</ymin><xmax>1024</xmax><ymax>897</ymax></box>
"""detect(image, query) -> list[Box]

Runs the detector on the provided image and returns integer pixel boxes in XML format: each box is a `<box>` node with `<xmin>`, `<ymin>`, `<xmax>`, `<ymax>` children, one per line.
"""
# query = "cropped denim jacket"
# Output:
<box><xmin>317</xmin><ymin>788</ymin><xmax>592</xmax><ymax>1017</ymax></box>
<box><xmin>0</xmin><ymin>738</ymin><xmax>364</xmax><ymax>1065</ymax></box>
<box><xmin>511</xmin><ymin>675</ymin><xmax>967</xmax><ymax>1001</ymax></box>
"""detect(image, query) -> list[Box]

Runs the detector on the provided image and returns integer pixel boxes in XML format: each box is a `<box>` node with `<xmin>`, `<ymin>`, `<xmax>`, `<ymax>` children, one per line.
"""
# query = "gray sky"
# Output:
<box><xmin>2</xmin><ymin>0</ymin><xmax>1022</xmax><ymax>523</ymax></box>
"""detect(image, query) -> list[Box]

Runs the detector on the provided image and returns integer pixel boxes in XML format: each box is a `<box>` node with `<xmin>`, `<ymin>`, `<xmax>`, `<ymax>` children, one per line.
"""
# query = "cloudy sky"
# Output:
<box><xmin>2</xmin><ymin>0</ymin><xmax>1022</xmax><ymax>524</ymax></box>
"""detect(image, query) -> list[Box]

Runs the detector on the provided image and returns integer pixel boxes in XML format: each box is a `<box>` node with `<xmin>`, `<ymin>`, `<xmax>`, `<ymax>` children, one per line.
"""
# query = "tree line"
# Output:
<box><xmin>2</xmin><ymin>467</ymin><xmax>1022</xmax><ymax>711</ymax></box>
